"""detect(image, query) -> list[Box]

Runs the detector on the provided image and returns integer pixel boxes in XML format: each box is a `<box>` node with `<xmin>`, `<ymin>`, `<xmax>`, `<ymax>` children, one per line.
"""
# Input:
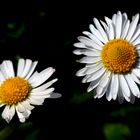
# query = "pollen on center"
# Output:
<box><xmin>0</xmin><ymin>76</ymin><xmax>31</xmax><ymax>105</ymax></box>
<box><xmin>101</xmin><ymin>39</ymin><xmax>137</xmax><ymax>73</ymax></box>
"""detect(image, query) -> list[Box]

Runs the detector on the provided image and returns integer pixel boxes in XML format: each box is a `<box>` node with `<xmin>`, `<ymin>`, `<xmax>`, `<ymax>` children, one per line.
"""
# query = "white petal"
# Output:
<box><xmin>32</xmin><ymin>78</ymin><xmax>58</xmax><ymax>92</ymax></box>
<box><xmin>130</xmin><ymin>72</ymin><xmax>140</xmax><ymax>84</ymax></box>
<box><xmin>73</xmin><ymin>42</ymin><xmax>87</xmax><ymax>48</ymax></box>
<box><xmin>3</xmin><ymin>61</ymin><xmax>15</xmax><ymax>77</ymax></box>
<box><xmin>110</xmin><ymin>74</ymin><xmax>119</xmax><ymax>100</ymax></box>
<box><xmin>121</xmin><ymin>20</ymin><xmax>130</xmax><ymax>39</ymax></box>
<box><xmin>77</xmin><ymin>56</ymin><xmax>101</xmax><ymax>64</ymax></box>
<box><xmin>126</xmin><ymin>14</ymin><xmax>139</xmax><ymax>40</ymax></box>
<box><xmin>73</xmin><ymin>49</ymin><xmax>100</xmax><ymax>57</ymax></box>
<box><xmin>83</xmin><ymin>68</ymin><xmax>106</xmax><ymax>83</ymax></box>
<box><xmin>83</xmin><ymin>31</ymin><xmax>103</xmax><ymax>46</ymax></box>
<box><xmin>0</xmin><ymin>61</ymin><xmax>9</xmax><ymax>78</ymax></box>
<box><xmin>76</xmin><ymin>67</ymin><xmax>87</xmax><ymax>76</ymax></box>
<box><xmin>96</xmin><ymin>71</ymin><xmax>111</xmax><ymax>97</ymax></box>
<box><xmin>78</xmin><ymin>36</ymin><xmax>102</xmax><ymax>50</ymax></box>
<box><xmin>30</xmin><ymin>67</ymin><xmax>55</xmax><ymax>87</ymax></box>
<box><xmin>49</xmin><ymin>92</ymin><xmax>62</xmax><ymax>98</ymax></box>
<box><xmin>105</xmin><ymin>17</ymin><xmax>115</xmax><ymax>39</ymax></box>
<box><xmin>21</xmin><ymin>100</ymin><xmax>34</xmax><ymax>110</ymax></box>
<box><xmin>132</xmin><ymin>68</ymin><xmax>140</xmax><ymax>78</ymax></box>
<box><xmin>20</xmin><ymin>59</ymin><xmax>32</xmax><ymax>77</ymax></box>
<box><xmin>17</xmin><ymin>59</ymin><xmax>25</xmax><ymax>76</ymax></box>
<box><xmin>117</xmin><ymin>89</ymin><xmax>124</xmax><ymax>104</ymax></box>
<box><xmin>112</xmin><ymin>14</ymin><xmax>117</xmax><ymax>25</ymax></box>
<box><xmin>84</xmin><ymin>63</ymin><xmax>103</xmax><ymax>75</ymax></box>
<box><xmin>9</xmin><ymin>105</ymin><xmax>16</xmax><ymax>122</ymax></box>
<box><xmin>17</xmin><ymin>103</ymin><xmax>26</xmax><ymax>113</ymax></box>
<box><xmin>25</xmin><ymin>61</ymin><xmax>38</xmax><ymax>80</ymax></box>
<box><xmin>93</xmin><ymin>18</ymin><xmax>108</xmax><ymax>42</ymax></box>
<box><xmin>87</xmin><ymin>78</ymin><xmax>101</xmax><ymax>92</ymax></box>
<box><xmin>130</xmin><ymin>25</ymin><xmax>140</xmax><ymax>42</ymax></box>
<box><xmin>89</xmin><ymin>24</ymin><xmax>106</xmax><ymax>43</ymax></box>
<box><xmin>31</xmin><ymin>88</ymin><xmax>55</xmax><ymax>96</ymax></box>
<box><xmin>27</xmin><ymin>71</ymin><xmax>39</xmax><ymax>83</ymax></box>
<box><xmin>115</xmin><ymin>11</ymin><xmax>122</xmax><ymax>38</ymax></box>
<box><xmin>125</xmin><ymin>74</ymin><xmax>140</xmax><ymax>97</ymax></box>
<box><xmin>28</xmin><ymin>97</ymin><xmax>45</xmax><ymax>105</ymax></box>
<box><xmin>119</xmin><ymin>75</ymin><xmax>130</xmax><ymax>97</ymax></box>
<box><xmin>132</xmin><ymin>35</ymin><xmax>140</xmax><ymax>45</ymax></box>
<box><xmin>16</xmin><ymin>108</ymin><xmax>25</xmax><ymax>123</ymax></box>
<box><xmin>2</xmin><ymin>106</ymin><xmax>10</xmax><ymax>123</ymax></box>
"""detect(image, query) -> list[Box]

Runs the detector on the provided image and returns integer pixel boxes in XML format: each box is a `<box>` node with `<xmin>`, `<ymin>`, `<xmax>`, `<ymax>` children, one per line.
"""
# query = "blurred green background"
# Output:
<box><xmin>0</xmin><ymin>0</ymin><xmax>140</xmax><ymax>140</ymax></box>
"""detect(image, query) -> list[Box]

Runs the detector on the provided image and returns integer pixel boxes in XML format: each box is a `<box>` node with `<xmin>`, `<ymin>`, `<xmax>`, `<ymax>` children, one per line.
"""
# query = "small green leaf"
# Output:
<box><xmin>103</xmin><ymin>123</ymin><xmax>130</xmax><ymax>140</ymax></box>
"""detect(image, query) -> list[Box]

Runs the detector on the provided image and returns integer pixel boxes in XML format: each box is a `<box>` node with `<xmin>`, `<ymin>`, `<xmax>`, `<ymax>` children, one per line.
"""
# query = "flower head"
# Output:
<box><xmin>74</xmin><ymin>11</ymin><xmax>140</xmax><ymax>103</ymax></box>
<box><xmin>0</xmin><ymin>59</ymin><xmax>61</xmax><ymax>123</ymax></box>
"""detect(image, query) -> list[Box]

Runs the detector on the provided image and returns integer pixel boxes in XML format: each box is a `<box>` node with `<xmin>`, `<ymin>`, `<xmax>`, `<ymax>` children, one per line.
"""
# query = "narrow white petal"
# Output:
<box><xmin>84</xmin><ymin>68</ymin><xmax>106</xmax><ymax>83</ymax></box>
<box><xmin>118</xmin><ymin>89</ymin><xmax>124</xmax><ymax>104</ymax></box>
<box><xmin>87</xmin><ymin>78</ymin><xmax>100</xmax><ymax>92</ymax></box>
<box><xmin>2</xmin><ymin>106</ymin><xmax>10</xmax><ymax>123</ymax></box>
<box><xmin>83</xmin><ymin>31</ymin><xmax>104</xmax><ymax>46</ymax></box>
<box><xmin>49</xmin><ymin>92</ymin><xmax>62</xmax><ymax>98</ymax></box>
<box><xmin>126</xmin><ymin>14</ymin><xmax>139</xmax><ymax>40</ymax></box>
<box><xmin>76</xmin><ymin>67</ymin><xmax>87</xmax><ymax>76</ymax></box>
<box><xmin>130</xmin><ymin>25</ymin><xmax>140</xmax><ymax>42</ymax></box>
<box><xmin>110</xmin><ymin>74</ymin><xmax>119</xmax><ymax>100</ymax></box>
<box><xmin>132</xmin><ymin>35</ymin><xmax>140</xmax><ymax>45</ymax></box>
<box><xmin>16</xmin><ymin>108</ymin><xmax>25</xmax><ymax>123</ymax></box>
<box><xmin>30</xmin><ymin>67</ymin><xmax>55</xmax><ymax>87</ymax></box>
<box><xmin>78</xmin><ymin>36</ymin><xmax>102</xmax><ymax>50</ymax></box>
<box><xmin>116</xmin><ymin>11</ymin><xmax>122</xmax><ymax>38</ymax></box>
<box><xmin>131</xmin><ymin>71</ymin><xmax>140</xmax><ymax>84</ymax></box>
<box><xmin>105</xmin><ymin>17</ymin><xmax>115</xmax><ymax>39</ymax></box>
<box><xmin>28</xmin><ymin>97</ymin><xmax>45</xmax><ymax>105</ymax></box>
<box><xmin>17</xmin><ymin>103</ymin><xmax>26</xmax><ymax>113</ymax></box>
<box><xmin>132</xmin><ymin>68</ymin><xmax>140</xmax><ymax>78</ymax></box>
<box><xmin>31</xmin><ymin>88</ymin><xmax>55</xmax><ymax>96</ymax></box>
<box><xmin>20</xmin><ymin>59</ymin><xmax>32</xmax><ymax>77</ymax></box>
<box><xmin>100</xmin><ymin>20</ymin><xmax>108</xmax><ymax>31</ymax></box>
<box><xmin>17</xmin><ymin>59</ymin><xmax>25</xmax><ymax>76</ymax></box>
<box><xmin>21</xmin><ymin>100</ymin><xmax>34</xmax><ymax>110</ymax></box>
<box><xmin>73</xmin><ymin>42</ymin><xmax>87</xmax><ymax>48</ymax></box>
<box><xmin>32</xmin><ymin>78</ymin><xmax>58</xmax><ymax>92</ymax></box>
<box><xmin>121</xmin><ymin>20</ymin><xmax>130</xmax><ymax>39</ymax></box>
<box><xmin>0</xmin><ymin>61</ymin><xmax>9</xmax><ymax>78</ymax></box>
<box><xmin>93</xmin><ymin>18</ymin><xmax>108</xmax><ymax>42</ymax></box>
<box><xmin>125</xmin><ymin>74</ymin><xmax>140</xmax><ymax>97</ymax></box>
<box><xmin>84</xmin><ymin>63</ymin><xmax>103</xmax><ymax>75</ymax></box>
<box><xmin>25</xmin><ymin>61</ymin><xmax>38</xmax><ymax>80</ymax></box>
<box><xmin>9</xmin><ymin>105</ymin><xmax>16</xmax><ymax>122</ymax></box>
<box><xmin>119</xmin><ymin>75</ymin><xmax>130</xmax><ymax>97</ymax></box>
<box><xmin>96</xmin><ymin>71</ymin><xmax>111</xmax><ymax>96</ymax></box>
<box><xmin>77</xmin><ymin>56</ymin><xmax>101</xmax><ymax>64</ymax></box>
<box><xmin>27</xmin><ymin>71</ymin><xmax>39</xmax><ymax>83</ymax></box>
<box><xmin>73</xmin><ymin>49</ymin><xmax>100</xmax><ymax>57</ymax></box>
<box><xmin>89</xmin><ymin>24</ymin><xmax>106</xmax><ymax>43</ymax></box>
<box><xmin>112</xmin><ymin>14</ymin><xmax>117</xmax><ymax>25</ymax></box>
<box><xmin>4</xmin><ymin>61</ymin><xmax>15</xmax><ymax>77</ymax></box>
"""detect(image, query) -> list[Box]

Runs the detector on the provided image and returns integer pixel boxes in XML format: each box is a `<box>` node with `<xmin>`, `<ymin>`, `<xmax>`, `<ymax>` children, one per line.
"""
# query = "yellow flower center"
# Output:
<box><xmin>0</xmin><ymin>77</ymin><xmax>31</xmax><ymax>105</ymax></box>
<box><xmin>101</xmin><ymin>39</ymin><xmax>137</xmax><ymax>73</ymax></box>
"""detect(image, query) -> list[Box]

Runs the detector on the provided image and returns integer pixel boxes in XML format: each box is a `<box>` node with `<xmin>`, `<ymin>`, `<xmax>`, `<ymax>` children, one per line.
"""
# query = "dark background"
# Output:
<box><xmin>0</xmin><ymin>1</ymin><xmax>140</xmax><ymax>140</ymax></box>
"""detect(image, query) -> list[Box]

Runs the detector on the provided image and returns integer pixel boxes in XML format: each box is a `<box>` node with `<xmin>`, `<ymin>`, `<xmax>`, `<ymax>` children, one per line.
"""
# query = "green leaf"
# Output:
<box><xmin>103</xmin><ymin>123</ymin><xmax>130</xmax><ymax>140</ymax></box>
<box><xmin>0</xmin><ymin>123</ymin><xmax>16</xmax><ymax>140</ymax></box>
<box><xmin>25</xmin><ymin>129</ymin><xmax>39</xmax><ymax>140</ymax></box>
<box><xmin>70</xmin><ymin>92</ymin><xmax>92</xmax><ymax>104</ymax></box>
<box><xmin>111</xmin><ymin>106</ymin><xmax>140</xmax><ymax>117</ymax></box>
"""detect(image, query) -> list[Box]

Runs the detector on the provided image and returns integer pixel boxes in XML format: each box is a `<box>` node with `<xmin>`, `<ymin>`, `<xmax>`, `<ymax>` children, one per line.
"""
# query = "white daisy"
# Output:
<box><xmin>74</xmin><ymin>11</ymin><xmax>140</xmax><ymax>103</ymax></box>
<box><xmin>0</xmin><ymin>58</ymin><xmax>61</xmax><ymax>123</ymax></box>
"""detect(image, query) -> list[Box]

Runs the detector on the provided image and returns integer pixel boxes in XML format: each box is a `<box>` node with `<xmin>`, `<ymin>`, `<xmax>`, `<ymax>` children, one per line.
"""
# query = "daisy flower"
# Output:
<box><xmin>0</xmin><ymin>59</ymin><xmax>61</xmax><ymax>123</ymax></box>
<box><xmin>73</xmin><ymin>11</ymin><xmax>140</xmax><ymax>103</ymax></box>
